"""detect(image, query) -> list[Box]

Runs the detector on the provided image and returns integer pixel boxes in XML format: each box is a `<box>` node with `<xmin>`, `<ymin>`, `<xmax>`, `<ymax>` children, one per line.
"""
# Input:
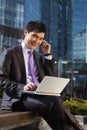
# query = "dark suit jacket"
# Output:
<box><xmin>0</xmin><ymin>44</ymin><xmax>55</xmax><ymax>109</ymax></box>
<box><xmin>0</xmin><ymin>45</ymin><xmax>83</xmax><ymax>130</ymax></box>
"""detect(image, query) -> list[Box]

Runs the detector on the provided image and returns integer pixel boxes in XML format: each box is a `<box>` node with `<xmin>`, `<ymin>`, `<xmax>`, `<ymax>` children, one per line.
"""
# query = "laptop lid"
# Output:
<box><xmin>36</xmin><ymin>76</ymin><xmax>70</xmax><ymax>96</ymax></box>
<box><xmin>22</xmin><ymin>76</ymin><xmax>70</xmax><ymax>96</ymax></box>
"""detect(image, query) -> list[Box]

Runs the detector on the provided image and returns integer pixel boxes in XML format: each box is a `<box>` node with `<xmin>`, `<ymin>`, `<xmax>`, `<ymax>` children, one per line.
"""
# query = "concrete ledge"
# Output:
<box><xmin>0</xmin><ymin>109</ymin><xmax>40</xmax><ymax>130</ymax></box>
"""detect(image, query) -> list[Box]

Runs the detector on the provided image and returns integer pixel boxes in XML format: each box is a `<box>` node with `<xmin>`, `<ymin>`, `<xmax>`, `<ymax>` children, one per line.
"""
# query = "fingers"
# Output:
<box><xmin>41</xmin><ymin>40</ymin><xmax>51</xmax><ymax>54</ymax></box>
<box><xmin>23</xmin><ymin>83</ymin><xmax>37</xmax><ymax>91</ymax></box>
<box><xmin>41</xmin><ymin>40</ymin><xmax>50</xmax><ymax>47</ymax></box>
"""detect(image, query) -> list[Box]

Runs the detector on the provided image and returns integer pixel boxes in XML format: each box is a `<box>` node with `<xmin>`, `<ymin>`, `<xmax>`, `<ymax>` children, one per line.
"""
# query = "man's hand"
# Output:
<box><xmin>40</xmin><ymin>40</ymin><xmax>51</xmax><ymax>54</ymax></box>
<box><xmin>23</xmin><ymin>82</ymin><xmax>37</xmax><ymax>91</ymax></box>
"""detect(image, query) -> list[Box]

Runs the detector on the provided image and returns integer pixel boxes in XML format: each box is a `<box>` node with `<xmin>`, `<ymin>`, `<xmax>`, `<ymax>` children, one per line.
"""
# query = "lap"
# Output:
<box><xmin>22</xmin><ymin>94</ymin><xmax>62</xmax><ymax>106</ymax></box>
<box><xmin>12</xmin><ymin>94</ymin><xmax>63</xmax><ymax>113</ymax></box>
<box><xmin>12</xmin><ymin>94</ymin><xmax>83</xmax><ymax>130</ymax></box>
<box><xmin>22</xmin><ymin>94</ymin><xmax>62</xmax><ymax>103</ymax></box>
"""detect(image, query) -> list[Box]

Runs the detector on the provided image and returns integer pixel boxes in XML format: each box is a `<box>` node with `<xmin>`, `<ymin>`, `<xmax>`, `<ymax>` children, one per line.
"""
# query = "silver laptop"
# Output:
<box><xmin>22</xmin><ymin>76</ymin><xmax>70</xmax><ymax>96</ymax></box>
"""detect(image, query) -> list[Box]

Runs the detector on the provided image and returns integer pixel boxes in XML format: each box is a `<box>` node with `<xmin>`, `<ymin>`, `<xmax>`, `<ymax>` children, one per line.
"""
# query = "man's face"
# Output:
<box><xmin>24</xmin><ymin>30</ymin><xmax>45</xmax><ymax>50</ymax></box>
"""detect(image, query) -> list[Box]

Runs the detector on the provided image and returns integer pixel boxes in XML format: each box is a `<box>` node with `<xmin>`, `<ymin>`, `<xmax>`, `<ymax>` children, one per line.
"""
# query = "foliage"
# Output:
<box><xmin>63</xmin><ymin>98</ymin><xmax>87</xmax><ymax>115</ymax></box>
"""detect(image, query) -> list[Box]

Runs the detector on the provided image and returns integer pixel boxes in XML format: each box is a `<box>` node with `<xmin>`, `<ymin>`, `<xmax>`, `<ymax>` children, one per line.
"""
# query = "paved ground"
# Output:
<box><xmin>82</xmin><ymin>124</ymin><xmax>87</xmax><ymax>129</ymax></box>
<box><xmin>75</xmin><ymin>115</ymin><xmax>87</xmax><ymax>130</ymax></box>
<box><xmin>39</xmin><ymin>115</ymin><xmax>87</xmax><ymax>130</ymax></box>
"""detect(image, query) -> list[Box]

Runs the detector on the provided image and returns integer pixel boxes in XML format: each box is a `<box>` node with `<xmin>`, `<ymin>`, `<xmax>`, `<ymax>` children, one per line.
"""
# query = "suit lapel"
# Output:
<box><xmin>15</xmin><ymin>45</ymin><xmax>26</xmax><ymax>82</ymax></box>
<box><xmin>33</xmin><ymin>51</ymin><xmax>40</xmax><ymax>66</ymax></box>
<box><xmin>33</xmin><ymin>51</ymin><xmax>44</xmax><ymax>81</ymax></box>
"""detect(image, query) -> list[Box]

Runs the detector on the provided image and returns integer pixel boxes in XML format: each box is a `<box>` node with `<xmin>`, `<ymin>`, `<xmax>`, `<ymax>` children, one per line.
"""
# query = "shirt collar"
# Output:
<box><xmin>21</xmin><ymin>41</ymin><xmax>33</xmax><ymax>53</ymax></box>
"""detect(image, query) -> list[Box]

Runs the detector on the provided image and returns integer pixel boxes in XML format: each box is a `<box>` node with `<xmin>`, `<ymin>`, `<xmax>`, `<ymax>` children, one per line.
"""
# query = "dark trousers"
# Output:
<box><xmin>12</xmin><ymin>94</ymin><xmax>83</xmax><ymax>130</ymax></box>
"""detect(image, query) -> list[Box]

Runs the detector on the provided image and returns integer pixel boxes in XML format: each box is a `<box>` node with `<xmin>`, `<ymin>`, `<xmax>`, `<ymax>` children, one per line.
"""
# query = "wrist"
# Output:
<box><xmin>44</xmin><ymin>53</ymin><xmax>51</xmax><ymax>56</ymax></box>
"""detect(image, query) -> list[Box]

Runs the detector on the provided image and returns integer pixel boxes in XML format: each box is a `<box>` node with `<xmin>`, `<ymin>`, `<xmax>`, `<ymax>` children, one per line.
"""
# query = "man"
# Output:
<box><xmin>0</xmin><ymin>21</ymin><xmax>83</xmax><ymax>130</ymax></box>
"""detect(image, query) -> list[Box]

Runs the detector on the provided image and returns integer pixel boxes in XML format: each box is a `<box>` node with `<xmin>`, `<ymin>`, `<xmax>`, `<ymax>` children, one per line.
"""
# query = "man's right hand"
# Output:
<box><xmin>23</xmin><ymin>83</ymin><xmax>37</xmax><ymax>91</ymax></box>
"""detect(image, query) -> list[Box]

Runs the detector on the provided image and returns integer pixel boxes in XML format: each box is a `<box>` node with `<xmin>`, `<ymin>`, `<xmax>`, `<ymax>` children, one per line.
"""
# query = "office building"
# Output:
<box><xmin>0</xmin><ymin>0</ymin><xmax>72</xmax><ymax>61</ymax></box>
<box><xmin>0</xmin><ymin>0</ymin><xmax>24</xmax><ymax>52</ymax></box>
<box><xmin>0</xmin><ymin>0</ymin><xmax>87</xmax><ymax>98</ymax></box>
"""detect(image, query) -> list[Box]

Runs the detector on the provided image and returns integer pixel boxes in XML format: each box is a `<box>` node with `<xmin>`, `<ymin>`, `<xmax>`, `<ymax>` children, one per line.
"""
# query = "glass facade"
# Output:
<box><xmin>0</xmin><ymin>0</ymin><xmax>24</xmax><ymax>28</ymax></box>
<box><xmin>71</xmin><ymin>0</ymin><xmax>87</xmax><ymax>98</ymax></box>
<box><xmin>0</xmin><ymin>0</ymin><xmax>24</xmax><ymax>52</ymax></box>
<box><xmin>0</xmin><ymin>0</ymin><xmax>87</xmax><ymax>98</ymax></box>
<box><xmin>61</xmin><ymin>0</ymin><xmax>87</xmax><ymax>98</ymax></box>
<box><xmin>72</xmin><ymin>0</ymin><xmax>87</xmax><ymax>62</ymax></box>
<box><xmin>24</xmin><ymin>0</ymin><xmax>41</xmax><ymax>27</ymax></box>
<box><xmin>40</xmin><ymin>0</ymin><xmax>59</xmax><ymax>60</ymax></box>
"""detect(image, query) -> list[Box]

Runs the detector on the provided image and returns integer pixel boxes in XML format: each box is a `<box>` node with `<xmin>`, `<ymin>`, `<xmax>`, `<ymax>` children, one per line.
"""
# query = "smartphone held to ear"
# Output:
<box><xmin>41</xmin><ymin>40</ymin><xmax>48</xmax><ymax>47</ymax></box>
<box><xmin>40</xmin><ymin>40</ymin><xmax>51</xmax><ymax>54</ymax></box>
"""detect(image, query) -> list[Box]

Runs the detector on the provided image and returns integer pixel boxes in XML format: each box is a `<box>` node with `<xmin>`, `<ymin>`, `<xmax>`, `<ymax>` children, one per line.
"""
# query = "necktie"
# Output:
<box><xmin>28</xmin><ymin>51</ymin><xmax>39</xmax><ymax>86</ymax></box>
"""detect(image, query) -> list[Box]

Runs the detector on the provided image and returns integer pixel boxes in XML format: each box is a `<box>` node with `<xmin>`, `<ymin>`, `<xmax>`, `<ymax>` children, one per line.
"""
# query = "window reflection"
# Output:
<box><xmin>0</xmin><ymin>0</ymin><xmax>87</xmax><ymax>98</ymax></box>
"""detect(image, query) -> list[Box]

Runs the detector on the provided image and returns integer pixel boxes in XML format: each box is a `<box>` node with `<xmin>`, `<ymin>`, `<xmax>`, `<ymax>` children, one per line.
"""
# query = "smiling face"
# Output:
<box><xmin>23</xmin><ymin>29</ymin><xmax>45</xmax><ymax>50</ymax></box>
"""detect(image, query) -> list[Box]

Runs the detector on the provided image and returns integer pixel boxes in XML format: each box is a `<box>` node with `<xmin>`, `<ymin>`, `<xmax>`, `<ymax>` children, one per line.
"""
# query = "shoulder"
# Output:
<box><xmin>0</xmin><ymin>44</ymin><xmax>22</xmax><ymax>59</ymax></box>
<box><xmin>4</xmin><ymin>44</ymin><xmax>22</xmax><ymax>55</ymax></box>
<box><xmin>7</xmin><ymin>44</ymin><xmax>22</xmax><ymax>53</ymax></box>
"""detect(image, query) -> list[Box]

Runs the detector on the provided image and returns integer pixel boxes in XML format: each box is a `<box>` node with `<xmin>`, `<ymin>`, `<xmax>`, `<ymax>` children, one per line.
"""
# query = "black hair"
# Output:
<box><xmin>25</xmin><ymin>21</ymin><xmax>46</xmax><ymax>33</ymax></box>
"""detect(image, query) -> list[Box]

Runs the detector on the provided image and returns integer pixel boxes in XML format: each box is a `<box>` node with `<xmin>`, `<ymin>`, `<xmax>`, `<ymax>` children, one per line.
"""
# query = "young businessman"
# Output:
<box><xmin>0</xmin><ymin>21</ymin><xmax>84</xmax><ymax>130</ymax></box>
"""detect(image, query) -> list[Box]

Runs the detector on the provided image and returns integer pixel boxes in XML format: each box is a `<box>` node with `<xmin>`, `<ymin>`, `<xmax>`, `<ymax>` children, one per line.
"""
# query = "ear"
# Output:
<box><xmin>24</xmin><ymin>29</ymin><xmax>28</xmax><ymax>36</ymax></box>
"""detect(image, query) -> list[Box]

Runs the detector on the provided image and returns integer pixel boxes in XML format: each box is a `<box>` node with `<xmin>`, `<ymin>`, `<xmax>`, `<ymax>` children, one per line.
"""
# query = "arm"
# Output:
<box><xmin>0</xmin><ymin>49</ymin><xmax>25</xmax><ymax>98</ymax></box>
<box><xmin>44</xmin><ymin>58</ymin><xmax>56</xmax><ymax>76</ymax></box>
<box><xmin>40</xmin><ymin>40</ymin><xmax>56</xmax><ymax>76</ymax></box>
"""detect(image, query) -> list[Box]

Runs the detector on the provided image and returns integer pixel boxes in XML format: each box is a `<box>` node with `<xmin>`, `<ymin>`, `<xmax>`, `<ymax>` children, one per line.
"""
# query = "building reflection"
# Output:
<box><xmin>0</xmin><ymin>0</ymin><xmax>87</xmax><ymax>99</ymax></box>
<box><xmin>55</xmin><ymin>60</ymin><xmax>87</xmax><ymax>99</ymax></box>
